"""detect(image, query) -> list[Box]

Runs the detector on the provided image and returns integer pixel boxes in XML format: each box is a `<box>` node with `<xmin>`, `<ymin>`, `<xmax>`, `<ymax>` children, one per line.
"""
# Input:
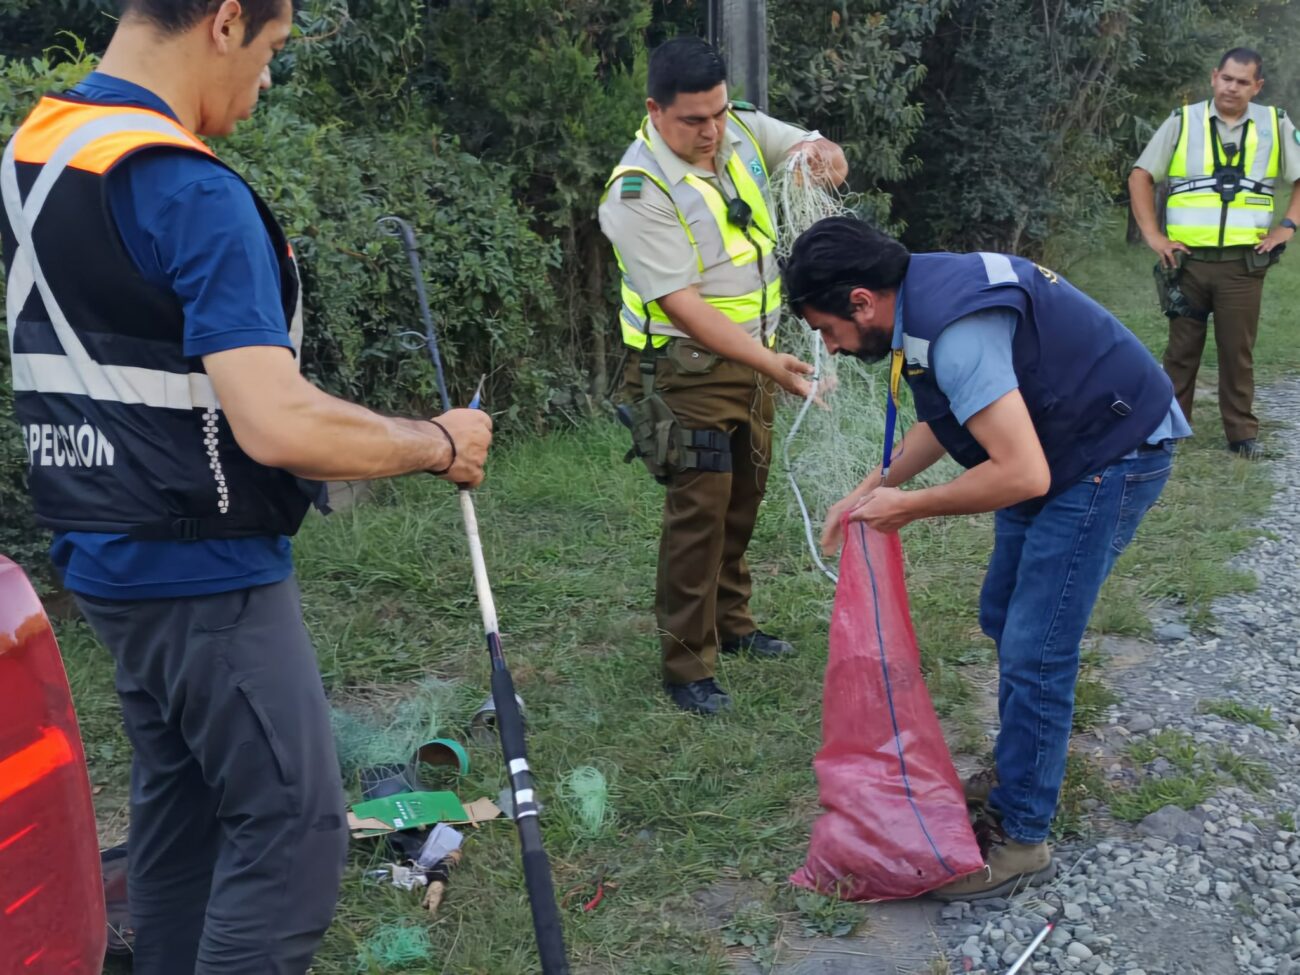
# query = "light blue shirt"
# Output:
<box><xmin>929</xmin><ymin>308</ymin><xmax>1191</xmax><ymax>447</ymax></box>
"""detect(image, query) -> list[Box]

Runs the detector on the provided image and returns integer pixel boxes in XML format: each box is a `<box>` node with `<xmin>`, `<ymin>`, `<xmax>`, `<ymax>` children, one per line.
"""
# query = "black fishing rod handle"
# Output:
<box><xmin>519</xmin><ymin>817</ymin><xmax>571</xmax><ymax>975</ymax></box>
<box><xmin>490</xmin><ymin>665</ymin><xmax>570</xmax><ymax>973</ymax></box>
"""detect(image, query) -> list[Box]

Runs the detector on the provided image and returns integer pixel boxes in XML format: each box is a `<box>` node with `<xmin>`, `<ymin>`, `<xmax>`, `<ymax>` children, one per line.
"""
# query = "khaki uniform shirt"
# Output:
<box><xmin>598</xmin><ymin>110</ymin><xmax>816</xmax><ymax>339</ymax></box>
<box><xmin>1134</xmin><ymin>101</ymin><xmax>1300</xmax><ymax>182</ymax></box>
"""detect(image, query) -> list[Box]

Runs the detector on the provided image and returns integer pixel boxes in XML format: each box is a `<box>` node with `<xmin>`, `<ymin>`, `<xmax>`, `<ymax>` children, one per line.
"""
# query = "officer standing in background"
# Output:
<box><xmin>1130</xmin><ymin>47</ymin><xmax>1300</xmax><ymax>460</ymax></box>
<box><xmin>598</xmin><ymin>37</ymin><xmax>846</xmax><ymax>715</ymax></box>
<box><xmin>1</xmin><ymin>1</ymin><xmax>491</xmax><ymax>971</ymax></box>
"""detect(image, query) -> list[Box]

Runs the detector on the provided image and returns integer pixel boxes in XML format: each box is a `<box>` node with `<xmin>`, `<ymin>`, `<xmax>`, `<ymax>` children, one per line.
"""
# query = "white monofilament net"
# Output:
<box><xmin>770</xmin><ymin>152</ymin><xmax>902</xmax><ymax>582</ymax></box>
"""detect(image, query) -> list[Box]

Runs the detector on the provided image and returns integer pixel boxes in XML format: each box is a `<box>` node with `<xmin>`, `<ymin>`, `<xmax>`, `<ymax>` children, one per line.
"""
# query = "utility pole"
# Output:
<box><xmin>707</xmin><ymin>0</ymin><xmax>768</xmax><ymax>113</ymax></box>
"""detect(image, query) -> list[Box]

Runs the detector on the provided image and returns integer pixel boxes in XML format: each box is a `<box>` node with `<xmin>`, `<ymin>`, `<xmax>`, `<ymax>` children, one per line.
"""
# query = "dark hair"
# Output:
<box><xmin>117</xmin><ymin>0</ymin><xmax>290</xmax><ymax>44</ymax></box>
<box><xmin>783</xmin><ymin>217</ymin><xmax>911</xmax><ymax>319</ymax></box>
<box><xmin>647</xmin><ymin>37</ymin><xmax>727</xmax><ymax>107</ymax></box>
<box><xmin>1219</xmin><ymin>47</ymin><xmax>1264</xmax><ymax>80</ymax></box>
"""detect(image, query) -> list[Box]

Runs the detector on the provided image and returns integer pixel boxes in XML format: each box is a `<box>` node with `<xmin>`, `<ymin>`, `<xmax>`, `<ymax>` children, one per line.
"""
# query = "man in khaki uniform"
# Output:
<box><xmin>598</xmin><ymin>37</ymin><xmax>846</xmax><ymax>714</ymax></box>
<box><xmin>1130</xmin><ymin>47</ymin><xmax>1300</xmax><ymax>459</ymax></box>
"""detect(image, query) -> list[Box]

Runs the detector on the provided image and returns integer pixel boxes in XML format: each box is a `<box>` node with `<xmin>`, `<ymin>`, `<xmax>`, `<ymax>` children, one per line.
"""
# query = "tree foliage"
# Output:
<box><xmin>894</xmin><ymin>0</ymin><xmax>1287</xmax><ymax>261</ymax></box>
<box><xmin>2</xmin><ymin>0</ymin><xmax>1298</xmax><ymax>572</ymax></box>
<box><xmin>770</xmin><ymin>0</ymin><xmax>952</xmax><ymax>225</ymax></box>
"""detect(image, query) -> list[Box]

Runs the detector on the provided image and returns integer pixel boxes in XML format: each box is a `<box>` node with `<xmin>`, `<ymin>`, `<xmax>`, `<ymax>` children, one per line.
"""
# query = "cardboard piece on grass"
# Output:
<box><xmin>349</xmin><ymin>791</ymin><xmax>466</xmax><ymax>835</ymax></box>
<box><xmin>348</xmin><ymin>792</ymin><xmax>503</xmax><ymax>837</ymax></box>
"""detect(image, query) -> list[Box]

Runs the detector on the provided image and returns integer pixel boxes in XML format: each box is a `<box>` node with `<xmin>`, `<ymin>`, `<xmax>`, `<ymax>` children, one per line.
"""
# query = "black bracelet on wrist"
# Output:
<box><xmin>428</xmin><ymin>420</ymin><xmax>456</xmax><ymax>475</ymax></box>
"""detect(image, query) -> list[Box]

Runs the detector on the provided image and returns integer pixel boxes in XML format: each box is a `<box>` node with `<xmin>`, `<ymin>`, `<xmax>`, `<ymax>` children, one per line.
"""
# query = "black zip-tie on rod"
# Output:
<box><xmin>379</xmin><ymin>216</ymin><xmax>570</xmax><ymax>975</ymax></box>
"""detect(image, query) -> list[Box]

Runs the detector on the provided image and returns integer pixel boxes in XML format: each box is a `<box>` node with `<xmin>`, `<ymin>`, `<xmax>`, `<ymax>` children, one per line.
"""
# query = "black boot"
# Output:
<box><xmin>1228</xmin><ymin>438</ymin><xmax>1265</xmax><ymax>460</ymax></box>
<box><xmin>664</xmin><ymin>678</ymin><xmax>732</xmax><ymax>715</ymax></box>
<box><xmin>720</xmin><ymin>630</ymin><xmax>796</xmax><ymax>659</ymax></box>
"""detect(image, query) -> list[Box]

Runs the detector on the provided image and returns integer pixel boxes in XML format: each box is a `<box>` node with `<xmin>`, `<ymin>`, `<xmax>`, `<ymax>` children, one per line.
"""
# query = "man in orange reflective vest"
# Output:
<box><xmin>1</xmin><ymin>2</ymin><xmax>492</xmax><ymax>971</ymax></box>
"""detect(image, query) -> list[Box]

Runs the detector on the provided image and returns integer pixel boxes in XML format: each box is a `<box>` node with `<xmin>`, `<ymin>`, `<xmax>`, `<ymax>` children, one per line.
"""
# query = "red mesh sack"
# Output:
<box><xmin>790</xmin><ymin>522</ymin><xmax>983</xmax><ymax>900</ymax></box>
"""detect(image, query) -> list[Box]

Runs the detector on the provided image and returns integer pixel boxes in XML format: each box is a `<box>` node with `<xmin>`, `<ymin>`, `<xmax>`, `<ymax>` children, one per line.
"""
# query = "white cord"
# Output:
<box><xmin>783</xmin><ymin>368</ymin><xmax>839</xmax><ymax>584</ymax></box>
<box><xmin>772</xmin><ymin>152</ymin><xmax>860</xmax><ymax>583</ymax></box>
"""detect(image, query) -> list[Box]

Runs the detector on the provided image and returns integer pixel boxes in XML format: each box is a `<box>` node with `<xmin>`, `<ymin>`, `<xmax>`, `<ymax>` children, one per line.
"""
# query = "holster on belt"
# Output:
<box><xmin>1153</xmin><ymin>251</ymin><xmax>1207</xmax><ymax>322</ymax></box>
<box><xmin>615</xmin><ymin>342</ymin><xmax>732</xmax><ymax>484</ymax></box>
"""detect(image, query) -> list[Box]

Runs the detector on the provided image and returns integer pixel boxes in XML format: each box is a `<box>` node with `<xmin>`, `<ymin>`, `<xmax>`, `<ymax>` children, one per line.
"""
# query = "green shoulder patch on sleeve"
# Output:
<box><xmin>730</xmin><ymin>99</ymin><xmax>756</xmax><ymax>112</ymax></box>
<box><xmin>620</xmin><ymin>175</ymin><xmax>644</xmax><ymax>199</ymax></box>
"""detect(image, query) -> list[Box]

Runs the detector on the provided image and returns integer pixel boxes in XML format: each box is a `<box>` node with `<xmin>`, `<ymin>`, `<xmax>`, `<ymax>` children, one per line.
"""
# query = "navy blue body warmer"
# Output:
<box><xmin>898</xmin><ymin>252</ymin><xmax>1172</xmax><ymax>504</ymax></box>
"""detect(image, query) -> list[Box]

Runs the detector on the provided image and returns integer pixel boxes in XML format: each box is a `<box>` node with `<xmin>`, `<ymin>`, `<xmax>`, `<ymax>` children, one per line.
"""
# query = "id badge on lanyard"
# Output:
<box><xmin>881</xmin><ymin>291</ymin><xmax>906</xmax><ymax>483</ymax></box>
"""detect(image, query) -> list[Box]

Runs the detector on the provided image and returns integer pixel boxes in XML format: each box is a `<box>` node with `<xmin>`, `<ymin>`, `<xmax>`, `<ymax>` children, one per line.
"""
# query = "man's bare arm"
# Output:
<box><xmin>852</xmin><ymin>390</ymin><xmax>1050</xmax><ymax>533</ymax></box>
<box><xmin>203</xmin><ymin>346</ymin><xmax>492</xmax><ymax>486</ymax></box>
<box><xmin>1129</xmin><ymin>167</ymin><xmax>1190</xmax><ymax>269</ymax></box>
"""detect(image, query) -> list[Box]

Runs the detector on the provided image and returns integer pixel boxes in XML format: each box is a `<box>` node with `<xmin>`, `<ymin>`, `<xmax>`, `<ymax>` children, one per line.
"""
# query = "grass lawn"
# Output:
<box><xmin>59</xmin><ymin>211</ymin><xmax>1298</xmax><ymax>973</ymax></box>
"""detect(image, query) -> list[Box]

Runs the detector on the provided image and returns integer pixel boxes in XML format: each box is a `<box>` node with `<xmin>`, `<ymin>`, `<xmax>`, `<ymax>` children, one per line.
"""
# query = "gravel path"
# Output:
<box><xmin>941</xmin><ymin>377</ymin><xmax>1300</xmax><ymax>975</ymax></box>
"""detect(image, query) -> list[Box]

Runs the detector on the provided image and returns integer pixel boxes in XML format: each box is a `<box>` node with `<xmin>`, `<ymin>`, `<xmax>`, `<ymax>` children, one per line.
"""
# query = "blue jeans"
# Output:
<box><xmin>981</xmin><ymin>445</ymin><xmax>1174</xmax><ymax>843</ymax></box>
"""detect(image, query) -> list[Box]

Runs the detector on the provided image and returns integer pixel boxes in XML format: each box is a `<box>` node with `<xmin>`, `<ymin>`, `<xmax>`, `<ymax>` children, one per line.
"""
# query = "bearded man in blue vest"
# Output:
<box><xmin>782</xmin><ymin>217</ymin><xmax>1189</xmax><ymax>900</ymax></box>
<box><xmin>2</xmin><ymin>0</ymin><xmax>492</xmax><ymax>970</ymax></box>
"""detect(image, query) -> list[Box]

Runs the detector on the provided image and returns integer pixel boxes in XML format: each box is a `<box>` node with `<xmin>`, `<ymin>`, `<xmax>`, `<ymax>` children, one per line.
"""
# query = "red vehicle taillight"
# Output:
<box><xmin>0</xmin><ymin>556</ymin><xmax>105</xmax><ymax>973</ymax></box>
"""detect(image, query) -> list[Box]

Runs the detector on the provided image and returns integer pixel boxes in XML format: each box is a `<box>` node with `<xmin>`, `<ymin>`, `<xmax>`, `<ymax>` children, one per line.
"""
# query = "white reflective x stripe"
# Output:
<box><xmin>2</xmin><ymin>114</ymin><xmax>220</xmax><ymax>411</ymax></box>
<box><xmin>11</xmin><ymin>352</ymin><xmax>221</xmax><ymax>409</ymax></box>
<box><xmin>4</xmin><ymin>113</ymin><xmax>192</xmax><ymax>355</ymax></box>
<box><xmin>4</xmin><ymin>210</ymin><xmax>32</xmax><ymax>359</ymax></box>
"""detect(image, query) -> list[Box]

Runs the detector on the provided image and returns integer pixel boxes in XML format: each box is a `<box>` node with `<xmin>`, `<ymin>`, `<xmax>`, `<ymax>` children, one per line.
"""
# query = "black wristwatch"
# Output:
<box><xmin>1282</xmin><ymin>218</ymin><xmax>1298</xmax><ymax>232</ymax></box>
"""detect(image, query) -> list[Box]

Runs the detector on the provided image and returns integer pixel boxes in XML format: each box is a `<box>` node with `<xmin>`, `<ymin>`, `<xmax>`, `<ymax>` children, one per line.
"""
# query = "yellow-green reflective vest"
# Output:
<box><xmin>602</xmin><ymin>113</ymin><xmax>780</xmax><ymax>350</ymax></box>
<box><xmin>1167</xmin><ymin>100</ymin><xmax>1281</xmax><ymax>247</ymax></box>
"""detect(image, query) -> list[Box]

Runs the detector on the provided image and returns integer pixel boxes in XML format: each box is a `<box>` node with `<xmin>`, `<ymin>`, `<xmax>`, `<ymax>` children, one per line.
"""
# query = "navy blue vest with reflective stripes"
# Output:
<box><xmin>898</xmin><ymin>252</ymin><xmax>1172</xmax><ymax>502</ymax></box>
<box><xmin>1</xmin><ymin>96</ymin><xmax>325</xmax><ymax>541</ymax></box>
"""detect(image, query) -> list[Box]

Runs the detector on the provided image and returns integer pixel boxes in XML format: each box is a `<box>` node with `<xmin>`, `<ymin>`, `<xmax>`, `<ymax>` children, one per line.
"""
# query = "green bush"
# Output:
<box><xmin>220</xmin><ymin>98</ymin><xmax>561</xmax><ymax>418</ymax></box>
<box><xmin>5</xmin><ymin>0</ymin><xmax>1300</xmax><ymax>579</ymax></box>
<box><xmin>770</xmin><ymin>0</ymin><xmax>952</xmax><ymax>226</ymax></box>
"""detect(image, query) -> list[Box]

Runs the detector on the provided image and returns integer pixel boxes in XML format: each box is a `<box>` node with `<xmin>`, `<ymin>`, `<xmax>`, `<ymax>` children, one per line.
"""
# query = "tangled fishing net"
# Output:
<box><xmin>770</xmin><ymin>151</ymin><xmax>951</xmax><ymax>580</ymax></box>
<box><xmin>330</xmin><ymin>677</ymin><xmax>458</xmax><ymax>787</ymax></box>
<box><xmin>354</xmin><ymin>922</ymin><xmax>433</xmax><ymax>972</ymax></box>
<box><xmin>560</xmin><ymin>766</ymin><xmax>610</xmax><ymax>837</ymax></box>
<box><xmin>773</xmin><ymin>155</ymin><xmax>983</xmax><ymax>902</ymax></box>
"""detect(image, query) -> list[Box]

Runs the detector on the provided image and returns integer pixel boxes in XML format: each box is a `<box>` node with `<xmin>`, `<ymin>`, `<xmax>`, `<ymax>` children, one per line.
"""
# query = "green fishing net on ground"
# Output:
<box><xmin>561</xmin><ymin>765</ymin><xmax>610</xmax><ymax>837</ymax></box>
<box><xmin>330</xmin><ymin>678</ymin><xmax>459</xmax><ymax>787</ymax></box>
<box><xmin>354</xmin><ymin>922</ymin><xmax>433</xmax><ymax>972</ymax></box>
